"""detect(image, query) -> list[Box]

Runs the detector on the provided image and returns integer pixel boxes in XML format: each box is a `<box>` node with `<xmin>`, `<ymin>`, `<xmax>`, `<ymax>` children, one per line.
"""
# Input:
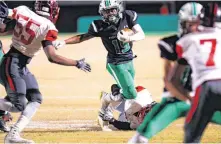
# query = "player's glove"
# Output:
<box><xmin>117</xmin><ymin>30</ymin><xmax>130</xmax><ymax>43</ymax></box>
<box><xmin>52</xmin><ymin>40</ymin><xmax>66</xmax><ymax>50</ymax></box>
<box><xmin>76</xmin><ymin>58</ymin><xmax>91</xmax><ymax>72</ymax></box>
<box><xmin>0</xmin><ymin>1</ymin><xmax>8</xmax><ymax>18</ymax></box>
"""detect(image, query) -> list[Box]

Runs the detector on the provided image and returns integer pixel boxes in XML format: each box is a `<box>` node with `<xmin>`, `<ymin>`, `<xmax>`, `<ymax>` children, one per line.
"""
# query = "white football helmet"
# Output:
<box><xmin>178</xmin><ymin>2</ymin><xmax>203</xmax><ymax>35</ymax></box>
<box><xmin>99</xmin><ymin>0</ymin><xmax>124</xmax><ymax>24</ymax></box>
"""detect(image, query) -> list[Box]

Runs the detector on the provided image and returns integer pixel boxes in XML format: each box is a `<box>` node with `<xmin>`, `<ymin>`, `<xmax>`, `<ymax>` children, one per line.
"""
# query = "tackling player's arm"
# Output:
<box><xmin>43</xmin><ymin>30</ymin><xmax>91</xmax><ymax>72</ymax></box>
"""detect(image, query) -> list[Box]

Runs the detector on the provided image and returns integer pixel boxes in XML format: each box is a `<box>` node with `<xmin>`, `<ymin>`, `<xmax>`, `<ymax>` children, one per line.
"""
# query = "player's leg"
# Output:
<box><xmin>0</xmin><ymin>41</ymin><xmax>13</xmax><ymax>132</ymax></box>
<box><xmin>9</xmin><ymin>67</ymin><xmax>42</xmax><ymax>139</ymax></box>
<box><xmin>184</xmin><ymin>83</ymin><xmax>215</xmax><ymax>143</ymax></box>
<box><xmin>98</xmin><ymin>85</ymin><xmax>123</xmax><ymax>131</ymax></box>
<box><xmin>0</xmin><ymin>57</ymin><xmax>34</xmax><ymax>143</ymax></box>
<box><xmin>107</xmin><ymin>62</ymin><xmax>137</xmax><ymax>99</ymax></box>
<box><xmin>210</xmin><ymin>111</ymin><xmax>221</xmax><ymax>124</ymax></box>
<box><xmin>129</xmin><ymin>97</ymin><xmax>190</xmax><ymax>143</ymax></box>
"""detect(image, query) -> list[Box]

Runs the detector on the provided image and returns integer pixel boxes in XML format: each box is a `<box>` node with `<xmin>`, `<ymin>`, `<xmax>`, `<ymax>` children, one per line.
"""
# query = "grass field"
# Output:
<box><xmin>0</xmin><ymin>34</ymin><xmax>220</xmax><ymax>143</ymax></box>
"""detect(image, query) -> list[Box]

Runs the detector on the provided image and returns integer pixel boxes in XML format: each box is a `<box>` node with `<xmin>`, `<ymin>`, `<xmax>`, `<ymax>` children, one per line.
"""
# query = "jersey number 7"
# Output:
<box><xmin>14</xmin><ymin>14</ymin><xmax>40</xmax><ymax>45</ymax></box>
<box><xmin>200</xmin><ymin>39</ymin><xmax>217</xmax><ymax>66</ymax></box>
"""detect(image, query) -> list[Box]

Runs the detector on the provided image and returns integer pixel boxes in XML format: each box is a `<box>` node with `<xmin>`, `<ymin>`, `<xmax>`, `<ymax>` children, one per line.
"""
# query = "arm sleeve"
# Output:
<box><xmin>109</xmin><ymin>120</ymin><xmax>132</xmax><ymax>130</ymax></box>
<box><xmin>45</xmin><ymin>30</ymin><xmax>58</xmax><ymax>41</ymax></box>
<box><xmin>44</xmin><ymin>22</ymin><xmax>58</xmax><ymax>42</ymax></box>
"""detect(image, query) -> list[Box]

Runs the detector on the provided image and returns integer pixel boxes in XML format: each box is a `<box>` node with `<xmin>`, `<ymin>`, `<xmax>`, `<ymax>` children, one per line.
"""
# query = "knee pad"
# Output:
<box><xmin>14</xmin><ymin>94</ymin><xmax>27</xmax><ymax>111</ymax></box>
<box><xmin>26</xmin><ymin>89</ymin><xmax>43</xmax><ymax>104</ymax></box>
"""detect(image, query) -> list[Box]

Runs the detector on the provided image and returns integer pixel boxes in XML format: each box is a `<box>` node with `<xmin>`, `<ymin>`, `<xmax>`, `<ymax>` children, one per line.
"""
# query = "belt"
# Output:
<box><xmin>4</xmin><ymin>47</ymin><xmax>32</xmax><ymax>64</ymax></box>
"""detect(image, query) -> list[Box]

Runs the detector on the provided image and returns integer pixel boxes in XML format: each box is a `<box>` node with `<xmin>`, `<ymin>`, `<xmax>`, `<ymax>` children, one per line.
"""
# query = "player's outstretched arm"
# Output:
<box><xmin>53</xmin><ymin>33</ymin><xmax>94</xmax><ymax>49</ymax></box>
<box><xmin>43</xmin><ymin>40</ymin><xmax>91</xmax><ymax>72</ymax></box>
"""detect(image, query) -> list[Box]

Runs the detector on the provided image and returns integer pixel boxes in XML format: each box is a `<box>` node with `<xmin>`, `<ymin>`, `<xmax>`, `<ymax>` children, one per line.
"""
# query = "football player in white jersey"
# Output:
<box><xmin>0</xmin><ymin>1</ymin><xmax>91</xmax><ymax>143</ymax></box>
<box><xmin>100</xmin><ymin>85</ymin><xmax>157</xmax><ymax>131</ymax></box>
<box><xmin>172</xmin><ymin>2</ymin><xmax>221</xmax><ymax>143</ymax></box>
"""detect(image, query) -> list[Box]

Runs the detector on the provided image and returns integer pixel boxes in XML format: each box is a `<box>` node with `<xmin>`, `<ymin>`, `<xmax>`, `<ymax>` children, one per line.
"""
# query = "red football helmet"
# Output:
<box><xmin>34</xmin><ymin>0</ymin><xmax>60</xmax><ymax>23</ymax></box>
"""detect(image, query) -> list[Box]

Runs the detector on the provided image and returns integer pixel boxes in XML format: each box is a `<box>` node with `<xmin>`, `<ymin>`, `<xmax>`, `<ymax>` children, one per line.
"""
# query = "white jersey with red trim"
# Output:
<box><xmin>176</xmin><ymin>27</ymin><xmax>221</xmax><ymax>90</ymax></box>
<box><xmin>10</xmin><ymin>6</ymin><xmax>58</xmax><ymax>57</ymax></box>
<box><xmin>116</xmin><ymin>86</ymin><xmax>153</xmax><ymax>129</ymax></box>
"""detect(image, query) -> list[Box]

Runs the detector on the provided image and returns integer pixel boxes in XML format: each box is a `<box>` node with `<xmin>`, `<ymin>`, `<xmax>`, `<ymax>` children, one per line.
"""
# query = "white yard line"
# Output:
<box><xmin>38</xmin><ymin>108</ymin><xmax>98</xmax><ymax>112</ymax></box>
<box><xmin>9</xmin><ymin>120</ymin><xmax>100</xmax><ymax>131</ymax></box>
<box><xmin>43</xmin><ymin>96</ymin><xmax>98</xmax><ymax>100</ymax></box>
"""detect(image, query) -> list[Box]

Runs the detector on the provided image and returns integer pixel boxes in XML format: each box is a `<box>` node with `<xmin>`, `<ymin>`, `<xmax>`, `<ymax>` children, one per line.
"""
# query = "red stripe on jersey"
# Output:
<box><xmin>45</xmin><ymin>30</ymin><xmax>58</xmax><ymax>41</ymax></box>
<box><xmin>5</xmin><ymin>57</ymin><xmax>15</xmax><ymax>91</ymax></box>
<box><xmin>136</xmin><ymin>86</ymin><xmax>145</xmax><ymax>92</ymax></box>
<box><xmin>214</xmin><ymin>3</ymin><xmax>218</xmax><ymax>15</ymax></box>
<box><xmin>185</xmin><ymin>86</ymin><xmax>201</xmax><ymax>124</ymax></box>
<box><xmin>12</xmin><ymin>9</ymin><xmax>17</xmax><ymax>19</ymax></box>
<box><xmin>176</xmin><ymin>44</ymin><xmax>183</xmax><ymax>58</ymax></box>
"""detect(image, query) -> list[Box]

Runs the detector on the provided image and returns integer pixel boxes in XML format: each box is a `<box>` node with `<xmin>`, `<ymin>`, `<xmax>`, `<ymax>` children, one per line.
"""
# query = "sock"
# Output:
<box><xmin>14</xmin><ymin>102</ymin><xmax>40</xmax><ymax>132</ymax></box>
<box><xmin>13</xmin><ymin>115</ymin><xmax>29</xmax><ymax>132</ymax></box>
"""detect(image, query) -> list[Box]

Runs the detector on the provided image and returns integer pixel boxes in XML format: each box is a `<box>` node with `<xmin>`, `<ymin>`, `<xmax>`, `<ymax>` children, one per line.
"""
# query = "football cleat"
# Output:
<box><xmin>0</xmin><ymin>112</ymin><xmax>13</xmax><ymax>132</ymax></box>
<box><xmin>4</xmin><ymin>126</ymin><xmax>34</xmax><ymax>144</ymax></box>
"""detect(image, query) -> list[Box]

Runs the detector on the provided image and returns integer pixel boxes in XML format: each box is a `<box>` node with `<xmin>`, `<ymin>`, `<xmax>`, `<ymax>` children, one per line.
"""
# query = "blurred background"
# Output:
<box><xmin>5</xmin><ymin>1</ymin><xmax>212</xmax><ymax>33</ymax></box>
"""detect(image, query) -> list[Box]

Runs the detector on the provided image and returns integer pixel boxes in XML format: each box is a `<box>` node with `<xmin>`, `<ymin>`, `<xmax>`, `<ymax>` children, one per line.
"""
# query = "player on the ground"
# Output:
<box><xmin>53</xmin><ymin>0</ymin><xmax>146</xmax><ymax>131</ymax></box>
<box><xmin>103</xmin><ymin>85</ymin><xmax>157</xmax><ymax>130</ymax></box>
<box><xmin>128</xmin><ymin>2</ymin><xmax>221</xmax><ymax>143</ymax></box>
<box><xmin>174</xmin><ymin>2</ymin><xmax>221</xmax><ymax>142</ymax></box>
<box><xmin>0</xmin><ymin>0</ymin><xmax>91</xmax><ymax>143</ymax></box>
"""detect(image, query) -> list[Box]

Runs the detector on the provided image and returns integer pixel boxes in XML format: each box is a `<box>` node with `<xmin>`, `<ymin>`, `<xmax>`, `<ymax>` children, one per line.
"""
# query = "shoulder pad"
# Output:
<box><xmin>91</xmin><ymin>20</ymin><xmax>107</xmax><ymax>32</ymax></box>
<box><xmin>124</xmin><ymin>10</ymin><xmax>138</xmax><ymax>21</ymax></box>
<box><xmin>161</xmin><ymin>34</ymin><xmax>179</xmax><ymax>44</ymax></box>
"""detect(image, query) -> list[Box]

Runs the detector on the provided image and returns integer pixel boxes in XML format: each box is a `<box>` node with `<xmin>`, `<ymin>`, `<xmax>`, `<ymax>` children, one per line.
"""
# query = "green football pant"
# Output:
<box><xmin>106</xmin><ymin>61</ymin><xmax>137</xmax><ymax>99</ymax></box>
<box><xmin>137</xmin><ymin>97</ymin><xmax>221</xmax><ymax>139</ymax></box>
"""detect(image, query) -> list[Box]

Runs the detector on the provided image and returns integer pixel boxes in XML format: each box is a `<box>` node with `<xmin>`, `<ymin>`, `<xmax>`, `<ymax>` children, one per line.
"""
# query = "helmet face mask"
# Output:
<box><xmin>101</xmin><ymin>7</ymin><xmax>119</xmax><ymax>24</ymax></box>
<box><xmin>99</xmin><ymin>0</ymin><xmax>124</xmax><ymax>24</ymax></box>
<box><xmin>34</xmin><ymin>0</ymin><xmax>60</xmax><ymax>23</ymax></box>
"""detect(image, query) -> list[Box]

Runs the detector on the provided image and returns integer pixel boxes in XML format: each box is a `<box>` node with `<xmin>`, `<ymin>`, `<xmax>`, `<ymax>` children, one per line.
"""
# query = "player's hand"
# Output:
<box><xmin>52</xmin><ymin>40</ymin><xmax>66</xmax><ymax>50</ymax></box>
<box><xmin>117</xmin><ymin>30</ymin><xmax>130</xmax><ymax>43</ymax></box>
<box><xmin>76</xmin><ymin>58</ymin><xmax>91</xmax><ymax>72</ymax></box>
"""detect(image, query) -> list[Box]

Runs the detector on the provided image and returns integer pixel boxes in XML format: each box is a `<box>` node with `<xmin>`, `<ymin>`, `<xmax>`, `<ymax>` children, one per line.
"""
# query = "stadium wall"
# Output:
<box><xmin>77</xmin><ymin>15</ymin><xmax>178</xmax><ymax>33</ymax></box>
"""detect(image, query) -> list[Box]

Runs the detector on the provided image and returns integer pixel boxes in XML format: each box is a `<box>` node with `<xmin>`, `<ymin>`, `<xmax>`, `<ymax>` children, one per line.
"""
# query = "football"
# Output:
<box><xmin>121</xmin><ymin>28</ymin><xmax>134</xmax><ymax>36</ymax></box>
